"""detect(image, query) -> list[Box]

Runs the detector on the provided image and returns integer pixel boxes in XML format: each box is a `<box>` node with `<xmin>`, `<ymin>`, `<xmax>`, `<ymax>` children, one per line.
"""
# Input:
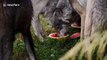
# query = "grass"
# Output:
<box><xmin>11</xmin><ymin>32</ymin><xmax>80</xmax><ymax>60</ymax></box>
<box><xmin>11</xmin><ymin>34</ymin><xmax>28</xmax><ymax>60</ymax></box>
<box><xmin>12</xmin><ymin>14</ymin><xmax>107</xmax><ymax>60</ymax></box>
<box><xmin>35</xmin><ymin>36</ymin><xmax>80</xmax><ymax>60</ymax></box>
<box><xmin>11</xmin><ymin>15</ymin><xmax>80</xmax><ymax>60</ymax></box>
<box><xmin>59</xmin><ymin>32</ymin><xmax>107</xmax><ymax>60</ymax></box>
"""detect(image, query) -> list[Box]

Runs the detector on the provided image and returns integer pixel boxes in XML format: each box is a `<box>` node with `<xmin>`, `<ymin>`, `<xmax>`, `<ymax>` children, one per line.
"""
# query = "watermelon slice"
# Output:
<box><xmin>51</xmin><ymin>33</ymin><xmax>58</xmax><ymax>37</ymax></box>
<box><xmin>70</xmin><ymin>32</ymin><xmax>80</xmax><ymax>39</ymax></box>
<box><xmin>48</xmin><ymin>33</ymin><xmax>69</xmax><ymax>40</ymax></box>
<box><xmin>71</xmin><ymin>23</ymin><xmax>81</xmax><ymax>28</ymax></box>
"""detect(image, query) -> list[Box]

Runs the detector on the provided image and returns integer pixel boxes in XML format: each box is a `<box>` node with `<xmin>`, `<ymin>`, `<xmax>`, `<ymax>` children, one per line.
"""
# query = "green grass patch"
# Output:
<box><xmin>11</xmin><ymin>15</ymin><xmax>80</xmax><ymax>60</ymax></box>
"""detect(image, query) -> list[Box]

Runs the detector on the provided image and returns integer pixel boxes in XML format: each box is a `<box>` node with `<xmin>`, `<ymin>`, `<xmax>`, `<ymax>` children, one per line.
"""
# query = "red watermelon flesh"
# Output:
<box><xmin>51</xmin><ymin>33</ymin><xmax>58</xmax><ymax>37</ymax></box>
<box><xmin>70</xmin><ymin>32</ymin><xmax>80</xmax><ymax>39</ymax></box>
<box><xmin>50</xmin><ymin>33</ymin><xmax>67</xmax><ymax>37</ymax></box>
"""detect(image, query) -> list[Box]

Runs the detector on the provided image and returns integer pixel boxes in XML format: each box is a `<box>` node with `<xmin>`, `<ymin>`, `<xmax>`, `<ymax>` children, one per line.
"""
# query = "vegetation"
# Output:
<box><xmin>11</xmin><ymin>15</ymin><xmax>107</xmax><ymax>60</ymax></box>
<box><xmin>59</xmin><ymin>32</ymin><xmax>107</xmax><ymax>60</ymax></box>
<box><xmin>11</xmin><ymin>15</ymin><xmax>80</xmax><ymax>60</ymax></box>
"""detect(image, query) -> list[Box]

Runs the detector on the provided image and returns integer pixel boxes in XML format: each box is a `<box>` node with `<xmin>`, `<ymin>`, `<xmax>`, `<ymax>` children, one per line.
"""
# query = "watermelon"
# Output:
<box><xmin>51</xmin><ymin>33</ymin><xmax>58</xmax><ymax>37</ymax></box>
<box><xmin>48</xmin><ymin>33</ymin><xmax>69</xmax><ymax>41</ymax></box>
<box><xmin>70</xmin><ymin>32</ymin><xmax>80</xmax><ymax>39</ymax></box>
